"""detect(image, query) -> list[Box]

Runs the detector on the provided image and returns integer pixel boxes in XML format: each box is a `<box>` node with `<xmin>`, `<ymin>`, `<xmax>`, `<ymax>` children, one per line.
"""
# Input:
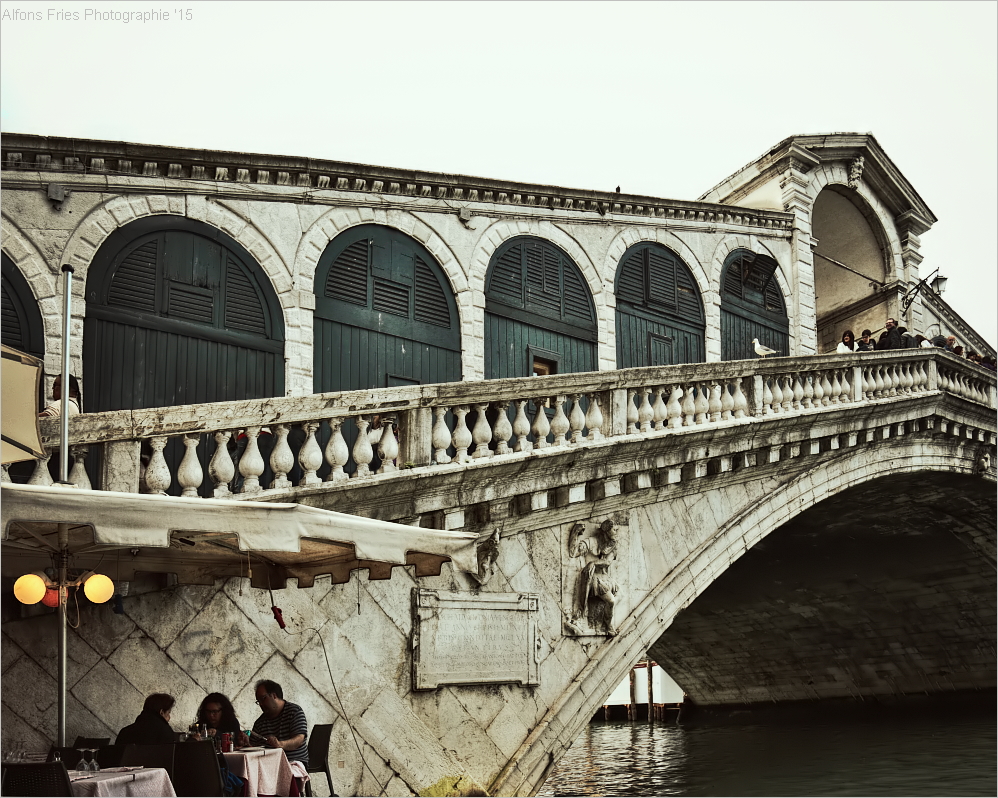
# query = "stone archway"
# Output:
<box><xmin>491</xmin><ymin>435</ymin><xmax>992</xmax><ymax>796</ymax></box>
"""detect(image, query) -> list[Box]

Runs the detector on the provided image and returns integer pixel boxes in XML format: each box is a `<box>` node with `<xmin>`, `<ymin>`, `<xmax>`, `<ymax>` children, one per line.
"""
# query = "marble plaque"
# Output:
<box><xmin>412</xmin><ymin>589</ymin><xmax>540</xmax><ymax>690</ymax></box>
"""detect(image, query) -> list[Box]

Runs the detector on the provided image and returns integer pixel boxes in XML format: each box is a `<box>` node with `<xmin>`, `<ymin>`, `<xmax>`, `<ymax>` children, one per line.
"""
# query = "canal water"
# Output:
<box><xmin>538</xmin><ymin>693</ymin><xmax>996</xmax><ymax>796</ymax></box>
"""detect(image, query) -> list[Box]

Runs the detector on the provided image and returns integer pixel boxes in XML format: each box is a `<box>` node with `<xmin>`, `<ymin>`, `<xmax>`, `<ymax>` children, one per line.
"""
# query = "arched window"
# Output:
<box><xmin>84</xmin><ymin>217</ymin><xmax>285</xmax><ymax>412</ymax></box>
<box><xmin>485</xmin><ymin>237</ymin><xmax>596</xmax><ymax>378</ymax></box>
<box><xmin>719</xmin><ymin>249</ymin><xmax>789</xmax><ymax>360</ymax></box>
<box><xmin>313</xmin><ymin>224</ymin><xmax>461</xmax><ymax>392</ymax></box>
<box><xmin>614</xmin><ymin>243</ymin><xmax>705</xmax><ymax>367</ymax></box>
<box><xmin>1</xmin><ymin>253</ymin><xmax>44</xmax><ymax>360</ymax></box>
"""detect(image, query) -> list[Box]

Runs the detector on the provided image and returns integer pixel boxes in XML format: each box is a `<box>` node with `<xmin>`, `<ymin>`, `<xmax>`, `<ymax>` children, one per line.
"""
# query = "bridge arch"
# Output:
<box><xmin>494</xmin><ymin>435</ymin><xmax>994</xmax><ymax>796</ymax></box>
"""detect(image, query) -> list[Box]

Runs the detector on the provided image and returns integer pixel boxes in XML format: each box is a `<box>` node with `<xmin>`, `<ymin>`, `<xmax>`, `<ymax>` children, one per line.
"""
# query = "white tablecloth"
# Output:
<box><xmin>69</xmin><ymin>767</ymin><xmax>176</xmax><ymax>797</ymax></box>
<box><xmin>223</xmin><ymin>748</ymin><xmax>294</xmax><ymax>796</ymax></box>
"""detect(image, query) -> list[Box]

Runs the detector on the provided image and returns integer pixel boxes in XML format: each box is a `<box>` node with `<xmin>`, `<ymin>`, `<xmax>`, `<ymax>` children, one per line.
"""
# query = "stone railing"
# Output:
<box><xmin>16</xmin><ymin>350</ymin><xmax>996</xmax><ymax>499</ymax></box>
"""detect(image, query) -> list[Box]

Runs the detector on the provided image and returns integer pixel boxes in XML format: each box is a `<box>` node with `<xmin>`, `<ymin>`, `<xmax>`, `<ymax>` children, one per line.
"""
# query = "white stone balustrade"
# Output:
<box><xmin>33</xmin><ymin>351</ymin><xmax>996</xmax><ymax>498</ymax></box>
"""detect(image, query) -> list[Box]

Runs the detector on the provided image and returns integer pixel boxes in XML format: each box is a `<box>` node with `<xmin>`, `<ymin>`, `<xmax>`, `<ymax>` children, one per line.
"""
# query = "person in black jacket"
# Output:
<box><xmin>877</xmin><ymin>318</ymin><xmax>903</xmax><ymax>350</ymax></box>
<box><xmin>116</xmin><ymin>693</ymin><xmax>176</xmax><ymax>745</ymax></box>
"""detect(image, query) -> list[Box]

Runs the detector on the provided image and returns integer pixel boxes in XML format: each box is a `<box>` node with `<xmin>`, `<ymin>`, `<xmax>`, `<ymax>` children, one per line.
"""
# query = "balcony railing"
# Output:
<box><xmin>12</xmin><ymin>350</ymin><xmax>996</xmax><ymax>499</ymax></box>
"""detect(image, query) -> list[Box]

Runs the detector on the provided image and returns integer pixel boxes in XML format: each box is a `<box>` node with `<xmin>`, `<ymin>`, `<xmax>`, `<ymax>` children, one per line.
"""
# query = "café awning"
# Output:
<box><xmin>1</xmin><ymin>483</ymin><xmax>480</xmax><ymax>587</ymax></box>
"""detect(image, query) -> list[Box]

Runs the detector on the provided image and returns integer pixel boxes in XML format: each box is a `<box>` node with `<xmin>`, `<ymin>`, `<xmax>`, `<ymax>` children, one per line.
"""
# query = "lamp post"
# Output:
<box><xmin>901</xmin><ymin>267</ymin><xmax>948</xmax><ymax>316</ymax></box>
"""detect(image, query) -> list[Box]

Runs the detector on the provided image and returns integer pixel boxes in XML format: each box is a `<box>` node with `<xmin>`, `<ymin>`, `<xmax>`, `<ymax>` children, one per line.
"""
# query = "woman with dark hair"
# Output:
<box><xmin>836</xmin><ymin>330</ymin><xmax>856</xmax><ymax>354</ymax></box>
<box><xmin>116</xmin><ymin>693</ymin><xmax>176</xmax><ymax>745</ymax></box>
<box><xmin>194</xmin><ymin>693</ymin><xmax>242</xmax><ymax>738</ymax></box>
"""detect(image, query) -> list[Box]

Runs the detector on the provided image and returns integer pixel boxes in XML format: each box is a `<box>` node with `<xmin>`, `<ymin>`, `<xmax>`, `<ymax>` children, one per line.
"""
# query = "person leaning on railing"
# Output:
<box><xmin>856</xmin><ymin>330</ymin><xmax>876</xmax><ymax>352</ymax></box>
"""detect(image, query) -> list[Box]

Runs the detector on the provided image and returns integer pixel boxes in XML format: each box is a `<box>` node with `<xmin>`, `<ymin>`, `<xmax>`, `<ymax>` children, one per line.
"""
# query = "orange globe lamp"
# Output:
<box><xmin>13</xmin><ymin>573</ymin><xmax>47</xmax><ymax>604</ymax></box>
<box><xmin>83</xmin><ymin>573</ymin><xmax>114</xmax><ymax>604</ymax></box>
<box><xmin>41</xmin><ymin>588</ymin><xmax>60</xmax><ymax>608</ymax></box>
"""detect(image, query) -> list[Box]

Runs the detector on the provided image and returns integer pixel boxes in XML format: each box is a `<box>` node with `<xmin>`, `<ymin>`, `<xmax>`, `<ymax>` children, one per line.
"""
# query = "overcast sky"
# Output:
<box><xmin>2</xmin><ymin>1</ymin><xmax>995</xmax><ymax>345</ymax></box>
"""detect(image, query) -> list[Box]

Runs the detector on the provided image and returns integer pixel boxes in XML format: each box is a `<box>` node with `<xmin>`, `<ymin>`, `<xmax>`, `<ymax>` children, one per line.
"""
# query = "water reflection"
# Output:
<box><xmin>538</xmin><ymin>703</ymin><xmax>996</xmax><ymax>796</ymax></box>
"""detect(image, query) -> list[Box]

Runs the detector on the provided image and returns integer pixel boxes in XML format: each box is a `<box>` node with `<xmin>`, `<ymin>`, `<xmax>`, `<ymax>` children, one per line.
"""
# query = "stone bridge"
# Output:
<box><xmin>4</xmin><ymin>349</ymin><xmax>996</xmax><ymax>797</ymax></box>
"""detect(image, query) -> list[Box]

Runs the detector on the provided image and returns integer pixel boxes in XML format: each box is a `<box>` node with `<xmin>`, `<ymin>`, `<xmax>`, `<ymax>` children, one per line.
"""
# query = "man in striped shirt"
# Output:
<box><xmin>252</xmin><ymin>679</ymin><xmax>309</xmax><ymax>766</ymax></box>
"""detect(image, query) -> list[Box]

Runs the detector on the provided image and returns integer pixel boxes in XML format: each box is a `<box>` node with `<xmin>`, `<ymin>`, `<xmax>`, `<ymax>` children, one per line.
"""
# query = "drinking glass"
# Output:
<box><xmin>88</xmin><ymin>747</ymin><xmax>101</xmax><ymax>772</ymax></box>
<box><xmin>75</xmin><ymin>750</ymin><xmax>88</xmax><ymax>772</ymax></box>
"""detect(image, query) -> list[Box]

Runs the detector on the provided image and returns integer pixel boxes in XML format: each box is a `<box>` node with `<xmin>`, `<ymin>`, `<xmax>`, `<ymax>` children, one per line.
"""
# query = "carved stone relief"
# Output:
<box><xmin>563</xmin><ymin>519</ymin><xmax>621</xmax><ymax>637</ymax></box>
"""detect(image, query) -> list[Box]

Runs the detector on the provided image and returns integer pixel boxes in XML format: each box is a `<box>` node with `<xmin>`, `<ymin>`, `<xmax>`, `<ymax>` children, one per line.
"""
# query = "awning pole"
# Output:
<box><xmin>58</xmin><ymin>264</ymin><xmax>74</xmax><ymax>484</ymax></box>
<box><xmin>57</xmin><ymin>527</ymin><xmax>69</xmax><ymax>747</ymax></box>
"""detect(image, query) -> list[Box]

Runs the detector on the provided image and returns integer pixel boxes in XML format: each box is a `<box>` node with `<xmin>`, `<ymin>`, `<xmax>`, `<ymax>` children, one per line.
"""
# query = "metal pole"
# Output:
<box><xmin>57</xmin><ymin>528</ymin><xmax>69</xmax><ymax>747</ymax></box>
<box><xmin>59</xmin><ymin>265</ymin><xmax>74</xmax><ymax>484</ymax></box>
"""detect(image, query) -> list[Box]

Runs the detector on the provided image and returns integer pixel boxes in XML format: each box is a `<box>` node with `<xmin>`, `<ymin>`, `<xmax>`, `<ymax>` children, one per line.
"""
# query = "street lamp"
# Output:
<box><xmin>901</xmin><ymin>267</ymin><xmax>947</xmax><ymax>315</ymax></box>
<box><xmin>12</xmin><ymin>567</ymin><xmax>115</xmax><ymax>606</ymax></box>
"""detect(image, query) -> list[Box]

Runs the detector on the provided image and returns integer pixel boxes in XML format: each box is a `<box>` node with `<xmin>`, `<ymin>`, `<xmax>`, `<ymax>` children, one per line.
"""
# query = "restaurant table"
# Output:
<box><xmin>68</xmin><ymin>766</ymin><xmax>176</xmax><ymax>797</ymax></box>
<box><xmin>223</xmin><ymin>747</ymin><xmax>296</xmax><ymax>797</ymax></box>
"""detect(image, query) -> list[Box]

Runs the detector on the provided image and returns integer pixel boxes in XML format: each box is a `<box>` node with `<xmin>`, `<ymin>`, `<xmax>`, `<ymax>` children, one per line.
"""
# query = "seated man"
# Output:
<box><xmin>252</xmin><ymin>680</ymin><xmax>308</xmax><ymax>767</ymax></box>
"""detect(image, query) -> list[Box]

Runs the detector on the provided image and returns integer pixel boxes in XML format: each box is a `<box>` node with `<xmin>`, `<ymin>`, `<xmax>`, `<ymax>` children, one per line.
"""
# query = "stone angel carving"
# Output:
<box><xmin>568</xmin><ymin>519</ymin><xmax>620</xmax><ymax>636</ymax></box>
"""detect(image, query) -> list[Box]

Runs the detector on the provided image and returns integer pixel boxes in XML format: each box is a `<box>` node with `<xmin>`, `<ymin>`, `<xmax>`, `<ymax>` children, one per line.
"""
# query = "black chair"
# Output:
<box><xmin>72</xmin><ymin>737</ymin><xmax>110</xmax><ymax>749</ymax></box>
<box><xmin>96</xmin><ymin>744</ymin><xmax>125</xmax><ymax>768</ymax></box>
<box><xmin>172</xmin><ymin>741</ymin><xmax>224</xmax><ymax>797</ymax></box>
<box><xmin>120</xmin><ymin>743</ymin><xmax>175</xmax><ymax>778</ymax></box>
<box><xmin>1</xmin><ymin>761</ymin><xmax>73</xmax><ymax>796</ymax></box>
<box><xmin>303</xmin><ymin>724</ymin><xmax>336</xmax><ymax>797</ymax></box>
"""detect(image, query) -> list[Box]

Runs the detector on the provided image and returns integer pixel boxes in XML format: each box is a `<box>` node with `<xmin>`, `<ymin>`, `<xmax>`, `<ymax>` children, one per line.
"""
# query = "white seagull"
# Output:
<box><xmin>752</xmin><ymin>338</ymin><xmax>778</xmax><ymax>358</ymax></box>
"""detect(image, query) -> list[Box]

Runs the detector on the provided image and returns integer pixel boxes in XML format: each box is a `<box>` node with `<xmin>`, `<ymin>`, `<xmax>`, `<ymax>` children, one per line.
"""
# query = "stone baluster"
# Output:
<box><xmin>681</xmin><ymin>384</ymin><xmax>697</xmax><ymax>426</ymax></box>
<box><xmin>324</xmin><ymin>419</ymin><xmax>349</xmax><ymax>482</ymax></box>
<box><xmin>585</xmin><ymin>393</ymin><xmax>604</xmax><ymax>441</ymax></box>
<box><xmin>828</xmin><ymin>370</ymin><xmax>841</xmax><ymax>404</ymax></box>
<box><xmin>209</xmin><ymin>431</ymin><xmax>234</xmax><ymax>496</ymax></box>
<box><xmin>471</xmin><ymin>404</ymin><xmax>493</xmax><ymax>458</ymax></box>
<box><xmin>708</xmin><ymin>382</ymin><xmax>723</xmax><ymax>422</ymax></box>
<box><xmin>650</xmin><ymin>388</ymin><xmax>667</xmax><ymax>431</ymax></box>
<box><xmin>352</xmin><ymin>417</ymin><xmax>375</xmax><ymax>477</ymax></box>
<box><xmin>780</xmin><ymin>375</ymin><xmax>793</xmax><ymax>412</ymax></box>
<box><xmin>378</xmin><ymin>418</ymin><xmax>399</xmax><ymax>473</ymax></box>
<box><xmin>69</xmin><ymin>445</ymin><xmax>93</xmax><ymax>490</ymax></box>
<box><xmin>269</xmin><ymin>424</ymin><xmax>294</xmax><ymax>489</ymax></box>
<box><xmin>297</xmin><ymin>421</ymin><xmax>323</xmax><ymax>485</ymax></box>
<box><xmin>936</xmin><ymin>367</ymin><xmax>949</xmax><ymax>393</ymax></box>
<box><xmin>177</xmin><ymin>435</ymin><xmax>202</xmax><ymax>497</ymax></box>
<box><xmin>903</xmin><ymin>363</ymin><xmax>915</xmax><ymax>394</ymax></box>
<box><xmin>860</xmin><ymin>366</ymin><xmax>873</xmax><ymax>400</ymax></box>
<box><xmin>873</xmin><ymin>365</ymin><xmax>885</xmax><ymax>398</ymax></box>
<box><xmin>494</xmin><ymin>401</ymin><xmax>513</xmax><ymax>455</ymax></box>
<box><xmin>886</xmin><ymin>365</ymin><xmax>899</xmax><ymax>396</ymax></box>
<box><xmin>801</xmin><ymin>373</ymin><xmax>814</xmax><ymax>410</ymax></box>
<box><xmin>667</xmin><ymin>386</ymin><xmax>684</xmax><ymax>428</ymax></box>
<box><xmin>792</xmin><ymin>374</ymin><xmax>805</xmax><ymax>410</ymax></box>
<box><xmin>637</xmin><ymin>388</ymin><xmax>654</xmax><ymax>433</ymax></box>
<box><xmin>720</xmin><ymin>382</ymin><xmax>735</xmax><ymax>421</ymax></box>
<box><xmin>693</xmin><ymin>383</ymin><xmax>710</xmax><ymax>425</ymax></box>
<box><xmin>731</xmin><ymin>378</ymin><xmax>748</xmax><ymax>419</ymax></box>
<box><xmin>626</xmin><ymin>390</ymin><xmax>639</xmax><ymax>434</ymax></box>
<box><xmin>550</xmin><ymin>396</ymin><xmax>570</xmax><ymax>446</ymax></box>
<box><xmin>914</xmin><ymin>361</ymin><xmax>927</xmax><ymax>392</ymax></box>
<box><xmin>28</xmin><ymin>449</ymin><xmax>53</xmax><ymax>486</ymax></box>
<box><xmin>819</xmin><ymin>372</ymin><xmax>833</xmax><ymax>405</ymax></box>
<box><xmin>839</xmin><ymin>369</ymin><xmax>852</xmax><ymax>403</ymax></box>
<box><xmin>513</xmin><ymin>399</ymin><xmax>532</xmax><ymax>451</ymax></box>
<box><xmin>811</xmin><ymin>371</ymin><xmax>825</xmax><ymax>406</ymax></box>
<box><xmin>432</xmin><ymin>407</ymin><xmax>452</xmax><ymax>464</ymax></box>
<box><xmin>568</xmin><ymin>395</ymin><xmax>586</xmax><ymax>443</ymax></box>
<box><xmin>762</xmin><ymin>377</ymin><xmax>775</xmax><ymax>415</ymax></box>
<box><xmin>451</xmin><ymin>406</ymin><xmax>473</xmax><ymax>463</ymax></box>
<box><xmin>531</xmin><ymin>398</ymin><xmax>551</xmax><ymax>448</ymax></box>
<box><xmin>146</xmin><ymin>436</ymin><xmax>172</xmax><ymax>495</ymax></box>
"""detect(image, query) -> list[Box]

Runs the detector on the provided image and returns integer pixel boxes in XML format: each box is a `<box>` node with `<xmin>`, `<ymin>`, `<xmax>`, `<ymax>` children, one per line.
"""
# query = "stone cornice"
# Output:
<box><xmin>920</xmin><ymin>289</ymin><xmax>997</xmax><ymax>357</ymax></box>
<box><xmin>1</xmin><ymin>133</ymin><xmax>795</xmax><ymax>232</ymax></box>
<box><xmin>699</xmin><ymin>133</ymin><xmax>938</xmax><ymax>226</ymax></box>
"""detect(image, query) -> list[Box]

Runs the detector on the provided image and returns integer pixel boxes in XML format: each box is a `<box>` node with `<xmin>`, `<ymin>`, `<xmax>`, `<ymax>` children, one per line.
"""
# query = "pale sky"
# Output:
<box><xmin>2</xmin><ymin>0</ymin><xmax>995</xmax><ymax>345</ymax></box>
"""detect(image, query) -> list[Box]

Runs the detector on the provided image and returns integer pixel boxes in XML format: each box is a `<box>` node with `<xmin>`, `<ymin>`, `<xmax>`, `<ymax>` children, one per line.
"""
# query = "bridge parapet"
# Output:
<box><xmin>23</xmin><ymin>350</ymin><xmax>996</xmax><ymax>506</ymax></box>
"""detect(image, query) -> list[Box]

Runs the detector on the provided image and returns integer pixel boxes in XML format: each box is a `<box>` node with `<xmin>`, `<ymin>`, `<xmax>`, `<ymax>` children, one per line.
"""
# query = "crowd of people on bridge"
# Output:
<box><xmin>836</xmin><ymin>318</ymin><xmax>996</xmax><ymax>371</ymax></box>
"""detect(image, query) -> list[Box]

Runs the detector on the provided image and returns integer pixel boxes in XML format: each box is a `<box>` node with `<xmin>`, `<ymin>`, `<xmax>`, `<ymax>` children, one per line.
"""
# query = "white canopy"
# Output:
<box><xmin>1</xmin><ymin>483</ymin><xmax>480</xmax><ymax>586</ymax></box>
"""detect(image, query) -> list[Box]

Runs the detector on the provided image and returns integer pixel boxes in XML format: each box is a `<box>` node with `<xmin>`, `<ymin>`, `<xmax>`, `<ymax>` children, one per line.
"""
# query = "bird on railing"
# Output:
<box><xmin>752</xmin><ymin>338</ymin><xmax>779</xmax><ymax>358</ymax></box>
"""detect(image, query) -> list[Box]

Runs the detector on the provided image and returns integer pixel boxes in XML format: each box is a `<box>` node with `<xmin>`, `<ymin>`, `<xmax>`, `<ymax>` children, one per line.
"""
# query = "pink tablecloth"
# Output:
<box><xmin>69</xmin><ymin>767</ymin><xmax>176</xmax><ymax>797</ymax></box>
<box><xmin>223</xmin><ymin>748</ymin><xmax>294</xmax><ymax>797</ymax></box>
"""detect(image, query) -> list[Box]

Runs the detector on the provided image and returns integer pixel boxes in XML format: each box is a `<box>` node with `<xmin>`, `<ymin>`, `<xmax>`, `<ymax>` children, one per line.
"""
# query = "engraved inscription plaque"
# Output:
<box><xmin>412</xmin><ymin>589</ymin><xmax>540</xmax><ymax>690</ymax></box>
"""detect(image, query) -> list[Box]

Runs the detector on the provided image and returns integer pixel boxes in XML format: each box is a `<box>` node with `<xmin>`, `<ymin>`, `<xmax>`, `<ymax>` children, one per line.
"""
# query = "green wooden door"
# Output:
<box><xmin>312</xmin><ymin>224</ymin><xmax>462</xmax><ymax>393</ymax></box>
<box><xmin>719</xmin><ymin>250</ymin><xmax>789</xmax><ymax>360</ymax></box>
<box><xmin>484</xmin><ymin>237</ymin><xmax>597</xmax><ymax>379</ymax></box>
<box><xmin>2</xmin><ymin>253</ymin><xmax>44</xmax><ymax>360</ymax></box>
<box><xmin>84</xmin><ymin>217</ymin><xmax>285</xmax><ymax>494</ymax></box>
<box><xmin>614</xmin><ymin>243</ymin><xmax>705</xmax><ymax>368</ymax></box>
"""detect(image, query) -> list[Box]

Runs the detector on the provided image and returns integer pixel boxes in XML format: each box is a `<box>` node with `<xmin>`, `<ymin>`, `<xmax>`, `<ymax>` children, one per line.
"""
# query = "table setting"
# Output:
<box><xmin>66</xmin><ymin>766</ymin><xmax>176</xmax><ymax>797</ymax></box>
